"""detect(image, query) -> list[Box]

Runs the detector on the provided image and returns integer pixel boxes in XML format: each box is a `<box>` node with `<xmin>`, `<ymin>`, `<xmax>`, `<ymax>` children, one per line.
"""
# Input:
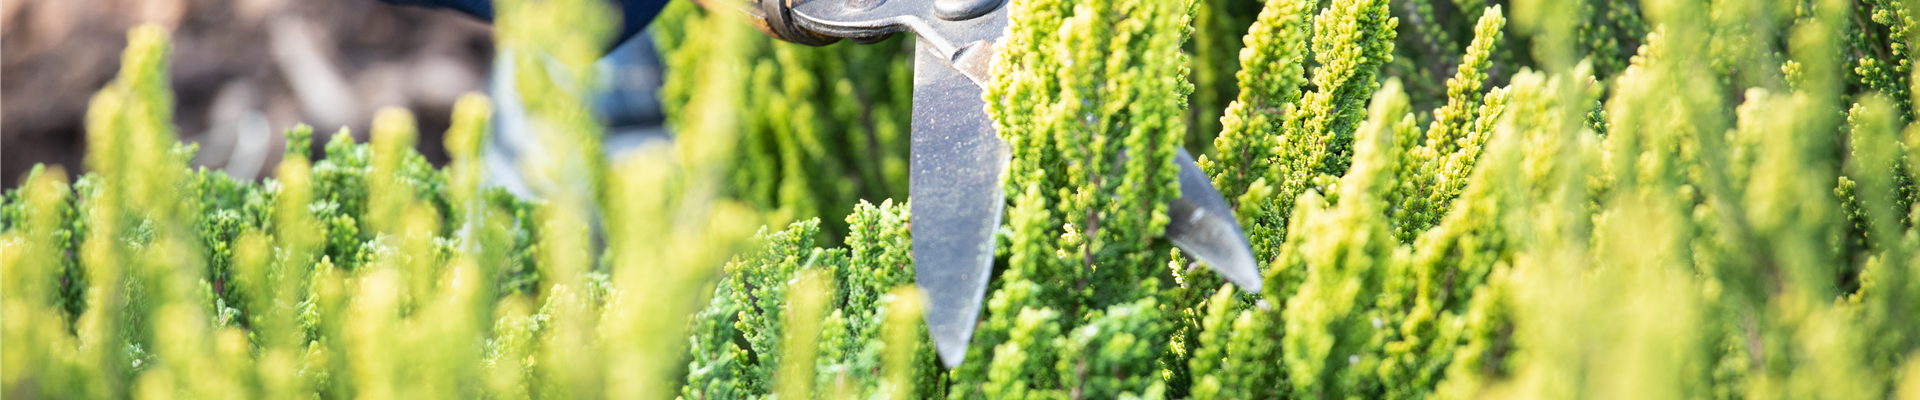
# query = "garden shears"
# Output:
<box><xmin>706</xmin><ymin>0</ymin><xmax>1265</xmax><ymax>368</ymax></box>
<box><xmin>380</xmin><ymin>0</ymin><xmax>1263</xmax><ymax>369</ymax></box>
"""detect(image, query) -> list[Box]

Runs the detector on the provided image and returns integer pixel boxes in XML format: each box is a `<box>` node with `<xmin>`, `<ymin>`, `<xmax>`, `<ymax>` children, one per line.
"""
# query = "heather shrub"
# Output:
<box><xmin>8</xmin><ymin>0</ymin><xmax>1920</xmax><ymax>399</ymax></box>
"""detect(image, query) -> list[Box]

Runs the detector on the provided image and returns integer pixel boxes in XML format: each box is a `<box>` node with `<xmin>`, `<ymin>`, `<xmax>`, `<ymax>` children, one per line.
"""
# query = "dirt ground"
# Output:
<box><xmin>2</xmin><ymin>0</ymin><xmax>497</xmax><ymax>188</ymax></box>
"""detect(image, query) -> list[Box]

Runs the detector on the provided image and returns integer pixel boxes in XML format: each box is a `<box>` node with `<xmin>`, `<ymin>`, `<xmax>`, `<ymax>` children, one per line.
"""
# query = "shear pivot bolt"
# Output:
<box><xmin>934</xmin><ymin>0</ymin><xmax>1004</xmax><ymax>20</ymax></box>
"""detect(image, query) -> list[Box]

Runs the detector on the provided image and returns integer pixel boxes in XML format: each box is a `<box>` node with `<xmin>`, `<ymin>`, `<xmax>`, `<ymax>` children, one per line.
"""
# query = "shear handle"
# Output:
<box><xmin>681</xmin><ymin>0</ymin><xmax>838</xmax><ymax>45</ymax></box>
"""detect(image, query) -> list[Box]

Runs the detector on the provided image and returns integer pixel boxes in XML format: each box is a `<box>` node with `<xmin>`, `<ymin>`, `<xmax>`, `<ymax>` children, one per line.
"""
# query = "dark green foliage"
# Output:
<box><xmin>1854</xmin><ymin>0</ymin><xmax>1917</xmax><ymax>119</ymax></box>
<box><xmin>679</xmin><ymin>201</ymin><xmax>937</xmax><ymax>399</ymax></box>
<box><xmin>653</xmin><ymin>1</ymin><xmax>913</xmax><ymax>246</ymax></box>
<box><xmin>1577</xmin><ymin>0</ymin><xmax>1648</xmax><ymax>81</ymax></box>
<box><xmin>1190</xmin><ymin>0</ymin><xmax>1264</xmax><ymax>150</ymax></box>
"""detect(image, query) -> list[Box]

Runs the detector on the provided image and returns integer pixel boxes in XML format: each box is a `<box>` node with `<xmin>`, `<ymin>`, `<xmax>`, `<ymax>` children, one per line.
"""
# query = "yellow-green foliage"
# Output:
<box><xmin>14</xmin><ymin>0</ymin><xmax>1920</xmax><ymax>398</ymax></box>
<box><xmin>0</xmin><ymin>0</ymin><xmax>785</xmax><ymax>396</ymax></box>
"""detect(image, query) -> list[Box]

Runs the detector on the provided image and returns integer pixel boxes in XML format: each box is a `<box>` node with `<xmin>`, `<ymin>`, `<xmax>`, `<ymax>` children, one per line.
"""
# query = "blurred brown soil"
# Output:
<box><xmin>2</xmin><ymin>0</ymin><xmax>496</xmax><ymax>187</ymax></box>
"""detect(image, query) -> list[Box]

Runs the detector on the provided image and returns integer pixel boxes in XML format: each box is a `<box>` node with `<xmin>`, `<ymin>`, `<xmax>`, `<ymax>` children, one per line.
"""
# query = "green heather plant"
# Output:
<box><xmin>1</xmin><ymin>0</ymin><xmax>767</xmax><ymax>397</ymax></box>
<box><xmin>10</xmin><ymin>0</ymin><xmax>1920</xmax><ymax>398</ymax></box>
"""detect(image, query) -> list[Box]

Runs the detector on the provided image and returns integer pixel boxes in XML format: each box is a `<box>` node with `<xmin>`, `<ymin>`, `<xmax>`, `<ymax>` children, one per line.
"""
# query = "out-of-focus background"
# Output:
<box><xmin>2</xmin><ymin>0</ymin><xmax>496</xmax><ymax>187</ymax></box>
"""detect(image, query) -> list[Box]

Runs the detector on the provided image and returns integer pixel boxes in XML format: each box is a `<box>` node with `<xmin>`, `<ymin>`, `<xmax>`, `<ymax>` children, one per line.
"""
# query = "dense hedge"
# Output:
<box><xmin>8</xmin><ymin>0</ymin><xmax>1920</xmax><ymax>398</ymax></box>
